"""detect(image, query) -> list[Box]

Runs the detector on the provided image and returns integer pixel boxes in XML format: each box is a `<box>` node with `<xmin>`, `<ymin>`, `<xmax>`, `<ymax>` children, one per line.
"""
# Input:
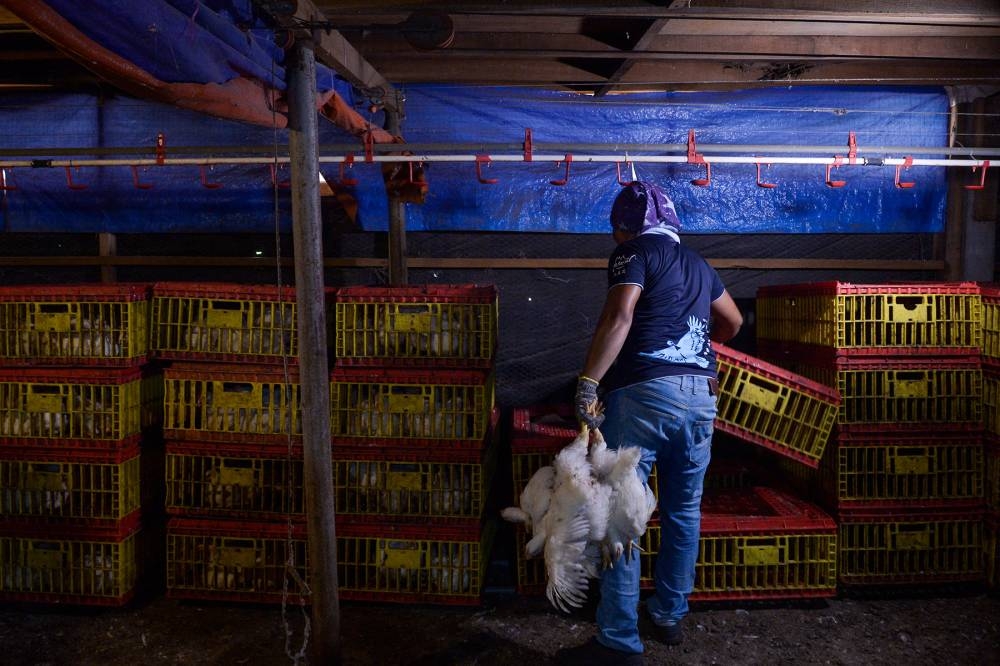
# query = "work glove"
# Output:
<box><xmin>575</xmin><ymin>375</ymin><xmax>605</xmax><ymax>430</ymax></box>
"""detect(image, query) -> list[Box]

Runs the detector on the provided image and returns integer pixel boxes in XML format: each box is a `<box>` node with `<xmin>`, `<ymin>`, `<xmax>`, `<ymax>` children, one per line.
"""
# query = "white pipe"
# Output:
<box><xmin>0</xmin><ymin>154</ymin><xmax>989</xmax><ymax>168</ymax></box>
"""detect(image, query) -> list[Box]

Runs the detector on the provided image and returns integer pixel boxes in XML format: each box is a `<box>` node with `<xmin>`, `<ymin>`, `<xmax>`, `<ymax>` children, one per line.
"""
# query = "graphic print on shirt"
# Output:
<box><xmin>611</xmin><ymin>253</ymin><xmax>638</xmax><ymax>279</ymax></box>
<box><xmin>638</xmin><ymin>315</ymin><xmax>709</xmax><ymax>368</ymax></box>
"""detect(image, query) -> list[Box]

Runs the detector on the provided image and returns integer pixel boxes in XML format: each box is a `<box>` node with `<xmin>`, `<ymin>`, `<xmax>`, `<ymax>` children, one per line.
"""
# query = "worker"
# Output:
<box><xmin>555</xmin><ymin>181</ymin><xmax>743</xmax><ymax>665</ymax></box>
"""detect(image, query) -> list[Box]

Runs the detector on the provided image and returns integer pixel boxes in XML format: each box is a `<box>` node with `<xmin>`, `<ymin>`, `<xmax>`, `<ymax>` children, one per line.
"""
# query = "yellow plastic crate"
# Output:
<box><xmin>334</xmin><ymin>284</ymin><xmax>498</xmax><ymax>368</ymax></box>
<box><xmin>980</xmin><ymin>285</ymin><xmax>1000</xmax><ymax>365</ymax></box>
<box><xmin>986</xmin><ymin>436</ymin><xmax>999</xmax><ymax>512</ymax></box>
<box><xmin>714</xmin><ymin>343</ymin><xmax>840</xmax><ymax>468</ymax></box>
<box><xmin>818</xmin><ymin>434</ymin><xmax>985</xmax><ymax>510</ymax></box>
<box><xmin>165</xmin><ymin>443</ymin><xmax>302</xmax><ymax>518</ymax></box>
<box><xmin>833</xmin><ymin>358</ymin><xmax>981</xmax><ymax>430</ymax></box>
<box><xmin>0</xmin><ymin>367</ymin><xmax>147</xmax><ymax>446</ymax></box>
<box><xmin>838</xmin><ymin>509</ymin><xmax>984</xmax><ymax>586</ymax></box>
<box><xmin>338</xmin><ymin>520</ymin><xmax>494</xmax><ymax>606</ymax></box>
<box><xmin>516</xmin><ymin>487</ymin><xmax>837</xmax><ymax>600</ymax></box>
<box><xmin>151</xmin><ymin>282</ymin><xmax>303</xmax><ymax>363</ymax></box>
<box><xmin>982</xmin><ymin>369</ymin><xmax>1000</xmax><ymax>438</ymax></box>
<box><xmin>0</xmin><ymin>526</ymin><xmax>141</xmax><ymax>605</ymax></box>
<box><xmin>0</xmin><ymin>283</ymin><xmax>150</xmax><ymax>367</ymax></box>
<box><xmin>0</xmin><ymin>446</ymin><xmax>142</xmax><ymax>526</ymax></box>
<box><xmin>986</xmin><ymin>517</ymin><xmax>999</xmax><ymax>591</ymax></box>
<box><xmin>162</xmin><ymin>363</ymin><xmax>302</xmax><ymax>444</ymax></box>
<box><xmin>166</xmin><ymin>518</ymin><xmax>308</xmax><ymax>603</ymax></box>
<box><xmin>330</xmin><ymin>367</ymin><xmax>494</xmax><ymax>446</ymax></box>
<box><xmin>333</xmin><ymin>442</ymin><xmax>498</xmax><ymax>524</ymax></box>
<box><xmin>757</xmin><ymin>281</ymin><xmax>982</xmax><ymax>356</ymax></box>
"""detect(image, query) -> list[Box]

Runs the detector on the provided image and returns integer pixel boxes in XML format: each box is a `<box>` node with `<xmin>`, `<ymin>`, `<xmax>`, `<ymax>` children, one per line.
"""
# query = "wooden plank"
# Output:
<box><xmin>0</xmin><ymin>255</ymin><xmax>945</xmax><ymax>271</ymax></box>
<box><xmin>266</xmin><ymin>0</ymin><xmax>399</xmax><ymax>112</ymax></box>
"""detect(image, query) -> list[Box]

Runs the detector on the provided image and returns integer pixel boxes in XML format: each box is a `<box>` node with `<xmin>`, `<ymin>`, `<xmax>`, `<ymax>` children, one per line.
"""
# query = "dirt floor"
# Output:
<box><xmin>2</xmin><ymin>585</ymin><xmax>998</xmax><ymax>665</ymax></box>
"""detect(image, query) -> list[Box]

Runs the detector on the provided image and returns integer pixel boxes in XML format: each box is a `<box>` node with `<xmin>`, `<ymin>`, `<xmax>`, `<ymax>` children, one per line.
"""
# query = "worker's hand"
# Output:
<box><xmin>575</xmin><ymin>375</ymin><xmax>605</xmax><ymax>429</ymax></box>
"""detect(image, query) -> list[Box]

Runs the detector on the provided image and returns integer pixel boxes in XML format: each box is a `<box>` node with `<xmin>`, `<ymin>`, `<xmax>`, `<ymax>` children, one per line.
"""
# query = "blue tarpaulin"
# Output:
<box><xmin>1</xmin><ymin>85</ymin><xmax>947</xmax><ymax>234</ymax></box>
<box><xmin>390</xmin><ymin>85</ymin><xmax>948</xmax><ymax>234</ymax></box>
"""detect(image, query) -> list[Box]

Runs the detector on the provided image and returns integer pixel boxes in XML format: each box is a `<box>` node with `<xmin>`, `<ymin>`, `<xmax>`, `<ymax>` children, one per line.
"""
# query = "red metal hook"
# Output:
<box><xmin>616</xmin><ymin>161</ymin><xmax>634</xmax><ymax>186</ymax></box>
<box><xmin>687</xmin><ymin>130</ymin><xmax>711</xmax><ymax>187</ymax></box>
<box><xmin>825</xmin><ymin>156</ymin><xmax>846</xmax><ymax>188</ymax></box>
<box><xmin>0</xmin><ymin>168</ymin><xmax>17</xmax><ymax>191</ymax></box>
<box><xmin>523</xmin><ymin>128</ymin><xmax>533</xmax><ymax>162</ymax></box>
<box><xmin>130</xmin><ymin>165</ymin><xmax>153</xmax><ymax>190</ymax></box>
<box><xmin>894</xmin><ymin>156</ymin><xmax>915</xmax><ymax>189</ymax></box>
<box><xmin>155</xmin><ymin>132</ymin><xmax>166</xmax><ymax>166</ymax></box>
<box><xmin>755</xmin><ymin>162</ymin><xmax>777</xmax><ymax>189</ymax></box>
<box><xmin>406</xmin><ymin>161</ymin><xmax>428</xmax><ymax>187</ymax></box>
<box><xmin>64</xmin><ymin>166</ymin><xmax>88</xmax><ymax>190</ymax></box>
<box><xmin>363</xmin><ymin>130</ymin><xmax>375</xmax><ymax>163</ymax></box>
<box><xmin>199</xmin><ymin>164</ymin><xmax>222</xmax><ymax>189</ymax></box>
<box><xmin>964</xmin><ymin>160</ymin><xmax>990</xmax><ymax>191</ymax></box>
<box><xmin>550</xmin><ymin>154</ymin><xmax>573</xmax><ymax>186</ymax></box>
<box><xmin>269</xmin><ymin>164</ymin><xmax>291</xmax><ymax>189</ymax></box>
<box><xmin>338</xmin><ymin>154</ymin><xmax>358</xmax><ymax>187</ymax></box>
<box><xmin>475</xmin><ymin>154</ymin><xmax>498</xmax><ymax>185</ymax></box>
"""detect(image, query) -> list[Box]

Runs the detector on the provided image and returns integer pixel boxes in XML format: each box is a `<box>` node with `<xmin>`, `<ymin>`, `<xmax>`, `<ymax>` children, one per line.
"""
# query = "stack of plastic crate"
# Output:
<box><xmin>979</xmin><ymin>285</ymin><xmax>1000</xmax><ymax>593</ymax></box>
<box><xmin>0</xmin><ymin>284</ymin><xmax>162</xmax><ymax>606</ymax></box>
<box><xmin>757</xmin><ymin>281</ymin><xmax>986</xmax><ymax>590</ymax></box>
<box><xmin>329</xmin><ymin>284</ymin><xmax>499</xmax><ymax>605</ymax></box>
<box><xmin>508</xmin><ymin>404</ymin><xmax>838</xmax><ymax>601</ymax></box>
<box><xmin>151</xmin><ymin>282</ymin><xmax>311</xmax><ymax>603</ymax></box>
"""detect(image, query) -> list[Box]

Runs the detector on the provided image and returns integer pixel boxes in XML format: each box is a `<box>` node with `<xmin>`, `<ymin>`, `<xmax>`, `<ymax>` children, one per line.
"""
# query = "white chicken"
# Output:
<box><xmin>501</xmin><ymin>464</ymin><xmax>555</xmax><ymax>557</ymax></box>
<box><xmin>501</xmin><ymin>425</ymin><xmax>655</xmax><ymax>613</ymax></box>
<box><xmin>603</xmin><ymin>447</ymin><xmax>656</xmax><ymax>566</ymax></box>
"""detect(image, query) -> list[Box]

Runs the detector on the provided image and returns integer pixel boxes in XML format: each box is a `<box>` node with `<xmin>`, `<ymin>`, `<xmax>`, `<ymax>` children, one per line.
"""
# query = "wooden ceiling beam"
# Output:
<box><xmin>356</xmin><ymin>35</ymin><xmax>1000</xmax><ymax>62</ymax></box>
<box><xmin>257</xmin><ymin>0</ymin><xmax>400</xmax><ymax>112</ymax></box>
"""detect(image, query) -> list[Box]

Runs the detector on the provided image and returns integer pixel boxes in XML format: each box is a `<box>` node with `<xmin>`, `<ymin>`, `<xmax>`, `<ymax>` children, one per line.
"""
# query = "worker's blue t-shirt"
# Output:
<box><xmin>602</xmin><ymin>231</ymin><xmax>725</xmax><ymax>393</ymax></box>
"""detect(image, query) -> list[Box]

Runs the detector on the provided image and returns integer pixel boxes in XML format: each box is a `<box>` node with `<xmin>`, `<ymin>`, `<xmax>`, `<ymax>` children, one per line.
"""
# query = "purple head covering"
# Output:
<box><xmin>609</xmin><ymin>181</ymin><xmax>682</xmax><ymax>235</ymax></box>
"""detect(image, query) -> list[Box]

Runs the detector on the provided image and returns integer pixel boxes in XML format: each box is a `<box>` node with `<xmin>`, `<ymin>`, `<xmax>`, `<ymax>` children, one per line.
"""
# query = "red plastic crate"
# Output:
<box><xmin>837</xmin><ymin>507</ymin><xmax>984</xmax><ymax>586</ymax></box>
<box><xmin>162</xmin><ymin>362</ymin><xmax>302</xmax><ymax>445</ymax></box>
<box><xmin>0</xmin><ymin>366</ymin><xmax>151</xmax><ymax>448</ymax></box>
<box><xmin>0</xmin><ymin>283</ymin><xmax>152</xmax><ymax>367</ymax></box>
<box><xmin>332</xmin><ymin>430</ymin><xmax>498</xmax><ymax>528</ymax></box>
<box><xmin>0</xmin><ymin>521</ymin><xmax>144</xmax><ymax>606</ymax></box>
<box><xmin>330</xmin><ymin>366</ymin><xmax>494</xmax><ymax>448</ymax></box>
<box><xmin>165</xmin><ymin>441</ymin><xmax>305</xmax><ymax>520</ymax></box>
<box><xmin>819</xmin><ymin>432</ymin><xmax>986</xmax><ymax>511</ymax></box>
<box><xmin>758</xmin><ymin>344</ymin><xmax>983</xmax><ymax>434</ymax></box>
<box><xmin>151</xmin><ymin>282</ymin><xmax>321</xmax><ymax>364</ymax></box>
<box><xmin>0</xmin><ymin>443</ymin><xmax>147</xmax><ymax>534</ymax></box>
<box><xmin>337</xmin><ymin>520</ymin><xmax>494</xmax><ymax>606</ymax></box>
<box><xmin>756</xmin><ymin>281</ymin><xmax>982</xmax><ymax>357</ymax></box>
<box><xmin>980</xmin><ymin>284</ymin><xmax>1000</xmax><ymax>369</ymax></box>
<box><xmin>334</xmin><ymin>284</ymin><xmax>498</xmax><ymax>368</ymax></box>
<box><xmin>714</xmin><ymin>343</ymin><xmax>840</xmax><ymax>468</ymax></box>
<box><xmin>166</xmin><ymin>517</ymin><xmax>309</xmax><ymax>604</ymax></box>
<box><xmin>986</xmin><ymin>514</ymin><xmax>999</xmax><ymax>591</ymax></box>
<box><xmin>986</xmin><ymin>435</ymin><xmax>1000</xmax><ymax>512</ymax></box>
<box><xmin>516</xmin><ymin>486</ymin><xmax>837</xmax><ymax>600</ymax></box>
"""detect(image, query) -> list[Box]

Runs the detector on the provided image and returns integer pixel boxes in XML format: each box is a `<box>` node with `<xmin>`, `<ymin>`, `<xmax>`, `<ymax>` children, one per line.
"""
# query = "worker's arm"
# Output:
<box><xmin>710</xmin><ymin>289</ymin><xmax>743</xmax><ymax>343</ymax></box>
<box><xmin>581</xmin><ymin>284</ymin><xmax>641</xmax><ymax>382</ymax></box>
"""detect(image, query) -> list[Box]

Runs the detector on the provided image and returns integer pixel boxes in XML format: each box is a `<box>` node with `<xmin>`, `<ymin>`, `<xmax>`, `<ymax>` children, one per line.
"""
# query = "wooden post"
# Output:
<box><xmin>287</xmin><ymin>37</ymin><xmax>340</xmax><ymax>666</ymax></box>
<box><xmin>385</xmin><ymin>109</ymin><xmax>408</xmax><ymax>286</ymax></box>
<box><xmin>98</xmin><ymin>232</ymin><xmax>117</xmax><ymax>283</ymax></box>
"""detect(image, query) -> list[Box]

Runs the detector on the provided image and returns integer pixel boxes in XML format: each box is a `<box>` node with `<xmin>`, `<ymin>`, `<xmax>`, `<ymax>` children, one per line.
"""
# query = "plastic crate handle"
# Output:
<box><xmin>28</xmin><ymin>541</ymin><xmax>64</xmax><ymax>569</ymax></box>
<box><xmin>740</xmin><ymin>539</ymin><xmax>784</xmax><ymax>566</ymax></box>
<box><xmin>889</xmin><ymin>296</ymin><xmax>931</xmax><ymax>323</ymax></box>
<box><xmin>742</xmin><ymin>375</ymin><xmax>783</xmax><ymax>411</ymax></box>
<box><xmin>381</xmin><ymin>540</ymin><xmax>422</xmax><ymax>569</ymax></box>
<box><xmin>893</xmin><ymin>524</ymin><xmax>931</xmax><ymax>550</ymax></box>
<box><xmin>219</xmin><ymin>539</ymin><xmax>257</xmax><ymax>568</ymax></box>
<box><xmin>891</xmin><ymin>447</ymin><xmax>930</xmax><ymax>474</ymax></box>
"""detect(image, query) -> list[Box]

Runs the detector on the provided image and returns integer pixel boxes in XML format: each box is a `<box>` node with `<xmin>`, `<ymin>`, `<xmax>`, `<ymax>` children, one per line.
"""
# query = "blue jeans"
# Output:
<box><xmin>595</xmin><ymin>375</ymin><xmax>716</xmax><ymax>654</ymax></box>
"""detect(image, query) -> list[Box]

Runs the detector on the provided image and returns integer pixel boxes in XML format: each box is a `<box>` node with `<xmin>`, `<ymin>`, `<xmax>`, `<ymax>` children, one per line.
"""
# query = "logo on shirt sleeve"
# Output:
<box><xmin>611</xmin><ymin>253</ymin><xmax>638</xmax><ymax>278</ymax></box>
<box><xmin>638</xmin><ymin>315</ymin><xmax>709</xmax><ymax>368</ymax></box>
